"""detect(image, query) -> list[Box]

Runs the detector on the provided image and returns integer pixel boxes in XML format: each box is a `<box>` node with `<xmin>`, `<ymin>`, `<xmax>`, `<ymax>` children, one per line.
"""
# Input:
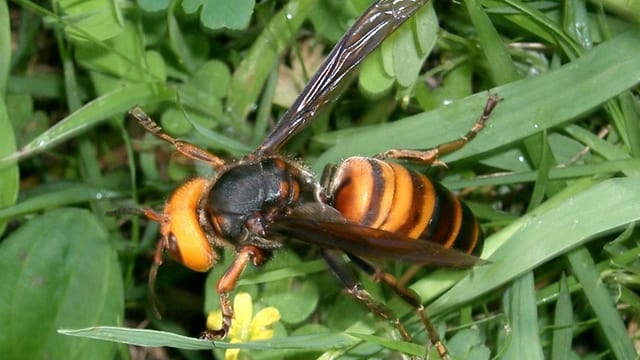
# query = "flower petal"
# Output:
<box><xmin>233</xmin><ymin>292</ymin><xmax>253</xmax><ymax>325</ymax></box>
<box><xmin>253</xmin><ymin>307</ymin><xmax>281</xmax><ymax>326</ymax></box>
<box><xmin>229</xmin><ymin>292</ymin><xmax>253</xmax><ymax>341</ymax></box>
<box><xmin>224</xmin><ymin>348</ymin><xmax>240</xmax><ymax>360</ymax></box>
<box><xmin>206</xmin><ymin>310</ymin><xmax>223</xmax><ymax>331</ymax></box>
<box><xmin>250</xmin><ymin>307</ymin><xmax>281</xmax><ymax>340</ymax></box>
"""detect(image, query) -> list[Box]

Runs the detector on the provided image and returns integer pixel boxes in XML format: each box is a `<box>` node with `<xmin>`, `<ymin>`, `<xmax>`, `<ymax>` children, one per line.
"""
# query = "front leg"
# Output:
<box><xmin>202</xmin><ymin>245</ymin><xmax>268</xmax><ymax>339</ymax></box>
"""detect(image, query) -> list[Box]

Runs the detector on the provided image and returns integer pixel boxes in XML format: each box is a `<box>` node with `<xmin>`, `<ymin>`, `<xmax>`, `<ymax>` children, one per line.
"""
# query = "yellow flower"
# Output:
<box><xmin>207</xmin><ymin>292</ymin><xmax>281</xmax><ymax>360</ymax></box>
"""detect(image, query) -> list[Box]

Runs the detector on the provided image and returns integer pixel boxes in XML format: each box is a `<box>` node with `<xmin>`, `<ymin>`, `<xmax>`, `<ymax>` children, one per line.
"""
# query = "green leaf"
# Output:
<box><xmin>6</xmin><ymin>93</ymin><xmax>36</xmax><ymax>136</ymax></box>
<box><xmin>308</xmin><ymin>1</ymin><xmax>359</xmax><ymax>42</ymax></box>
<box><xmin>187</xmin><ymin>60</ymin><xmax>230</xmax><ymax>100</ymax></box>
<box><xmin>618</xmin><ymin>91</ymin><xmax>640</xmax><ymax>158</ymax></box>
<box><xmin>248</xmin><ymin>250</ymin><xmax>321</xmax><ymax>325</ymax></box>
<box><xmin>0</xmin><ymin>208</ymin><xmax>123</xmax><ymax>360</ymax></box>
<box><xmin>57</xmin><ymin>0</ymin><xmax>124</xmax><ymax>42</ymax></box>
<box><xmin>75</xmin><ymin>22</ymin><xmax>165</xmax><ymax>86</ymax></box>
<box><xmin>239</xmin><ymin>259</ymin><xmax>327</xmax><ymax>285</ymax></box>
<box><xmin>160</xmin><ymin>107</ymin><xmax>193</xmax><ymax>136</ymax></box>
<box><xmin>562</xmin><ymin>0</ymin><xmax>592</xmax><ymax>50</ymax></box>
<box><xmin>182</xmin><ymin>109</ymin><xmax>254</xmax><ymax>155</ymax></box>
<box><xmin>359</xmin><ymin>2</ymin><xmax>438</xmax><ymax>95</ymax></box>
<box><xmin>182</xmin><ymin>0</ymin><xmax>255</xmax><ymax>30</ymax></box>
<box><xmin>0</xmin><ymin>98</ymin><xmax>19</xmax><ymax>235</ymax></box>
<box><xmin>137</xmin><ymin>0</ymin><xmax>171</xmax><ymax>12</ymax></box>
<box><xmin>392</xmin><ymin>2</ymin><xmax>437</xmax><ymax>88</ymax></box>
<box><xmin>415</xmin><ymin>63</ymin><xmax>473</xmax><ymax>110</ymax></box>
<box><xmin>358</xmin><ymin>50</ymin><xmax>395</xmax><ymax>96</ymax></box>
<box><xmin>0</xmin><ymin>3</ymin><xmax>16</xmax><ymax>235</ymax></box>
<box><xmin>263</xmin><ymin>278</ymin><xmax>318</xmax><ymax>325</ymax></box>
<box><xmin>167</xmin><ymin>12</ymin><xmax>203</xmax><ymax>74</ymax></box>
<box><xmin>177</xmin><ymin>59</ymin><xmax>229</xmax><ymax>117</ymax></box>
<box><xmin>447</xmin><ymin>328</ymin><xmax>491</xmax><ymax>360</ymax></box>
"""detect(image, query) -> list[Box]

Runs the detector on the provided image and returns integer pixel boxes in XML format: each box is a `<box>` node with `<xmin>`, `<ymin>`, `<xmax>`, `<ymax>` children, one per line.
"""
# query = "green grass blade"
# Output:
<box><xmin>59</xmin><ymin>326</ymin><xmax>359</xmax><ymax>350</ymax></box>
<box><xmin>0</xmin><ymin>0</ymin><xmax>9</xmax><ymax>94</ymax></box>
<box><xmin>0</xmin><ymin>184</ymin><xmax>124</xmax><ymax>221</ymax></box>
<box><xmin>618</xmin><ymin>91</ymin><xmax>640</xmax><ymax>157</ymax></box>
<box><xmin>0</xmin><ymin>98</ymin><xmax>19</xmax><ymax>235</ymax></box>
<box><xmin>566</xmin><ymin>246</ymin><xmax>637</xmax><ymax>359</ymax></box>
<box><xmin>502</xmin><ymin>272</ymin><xmax>544</xmax><ymax>359</ymax></box>
<box><xmin>0</xmin><ymin>83</ymin><xmax>174</xmax><ymax>167</ymax></box>
<box><xmin>551</xmin><ymin>274</ymin><xmax>574</xmax><ymax>360</ymax></box>
<box><xmin>428</xmin><ymin>176</ymin><xmax>640</xmax><ymax>315</ymax></box>
<box><xmin>464</xmin><ymin>0</ymin><xmax>519</xmax><ymax>84</ymax></box>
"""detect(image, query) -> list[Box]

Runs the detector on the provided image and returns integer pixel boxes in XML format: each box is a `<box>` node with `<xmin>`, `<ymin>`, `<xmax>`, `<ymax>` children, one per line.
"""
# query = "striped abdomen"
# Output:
<box><xmin>326</xmin><ymin>157</ymin><xmax>483</xmax><ymax>255</ymax></box>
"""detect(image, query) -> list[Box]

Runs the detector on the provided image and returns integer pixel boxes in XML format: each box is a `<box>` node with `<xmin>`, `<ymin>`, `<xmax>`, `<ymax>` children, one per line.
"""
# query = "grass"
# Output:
<box><xmin>1</xmin><ymin>0</ymin><xmax>639</xmax><ymax>359</ymax></box>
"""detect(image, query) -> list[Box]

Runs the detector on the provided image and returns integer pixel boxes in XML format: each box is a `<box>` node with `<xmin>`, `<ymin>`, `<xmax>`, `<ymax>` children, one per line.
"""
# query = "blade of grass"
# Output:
<box><xmin>563</xmin><ymin>0</ymin><xmax>593</xmax><ymax>49</ymax></box>
<box><xmin>0</xmin><ymin>184</ymin><xmax>124</xmax><ymax>220</ymax></box>
<box><xmin>535</xmin><ymin>244</ymin><xmax>640</xmax><ymax>307</ymax></box>
<box><xmin>445</xmin><ymin>158</ymin><xmax>640</xmax><ymax>189</ymax></box>
<box><xmin>599</xmin><ymin>0</ymin><xmax>640</xmax><ymax>22</ymax></box>
<box><xmin>426</xmin><ymin>176</ymin><xmax>640</xmax><ymax>315</ymax></box>
<box><xmin>566</xmin><ymin>246</ymin><xmax>637</xmax><ymax>359</ymax></box>
<box><xmin>464</xmin><ymin>0</ymin><xmax>519</xmax><ymax>85</ymax></box>
<box><xmin>0</xmin><ymin>0</ymin><xmax>9</xmax><ymax>93</ymax></box>
<box><xmin>0</xmin><ymin>1</ymin><xmax>18</xmax><ymax>236</ymax></box>
<box><xmin>0</xmin><ymin>98</ymin><xmax>19</xmax><ymax>235</ymax></box>
<box><xmin>551</xmin><ymin>274</ymin><xmax>573</xmax><ymax>360</ymax></box>
<box><xmin>59</xmin><ymin>327</ymin><xmax>359</xmax><ymax>350</ymax></box>
<box><xmin>526</xmin><ymin>130</ymin><xmax>555</xmax><ymax>210</ymax></box>
<box><xmin>502</xmin><ymin>272</ymin><xmax>544</xmax><ymax>359</ymax></box>
<box><xmin>0</xmin><ymin>82</ymin><xmax>174</xmax><ymax>168</ymax></box>
<box><xmin>348</xmin><ymin>333</ymin><xmax>425</xmax><ymax>357</ymax></box>
<box><xmin>618</xmin><ymin>91</ymin><xmax>640</xmax><ymax>157</ymax></box>
<box><xmin>563</xmin><ymin>124</ymin><xmax>639</xmax><ymax>176</ymax></box>
<box><xmin>502</xmin><ymin>0</ymin><xmax>582</xmax><ymax>57</ymax></box>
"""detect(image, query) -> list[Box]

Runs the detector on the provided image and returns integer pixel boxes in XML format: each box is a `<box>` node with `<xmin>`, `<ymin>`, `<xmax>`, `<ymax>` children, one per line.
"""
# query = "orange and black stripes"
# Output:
<box><xmin>328</xmin><ymin>157</ymin><xmax>483</xmax><ymax>255</ymax></box>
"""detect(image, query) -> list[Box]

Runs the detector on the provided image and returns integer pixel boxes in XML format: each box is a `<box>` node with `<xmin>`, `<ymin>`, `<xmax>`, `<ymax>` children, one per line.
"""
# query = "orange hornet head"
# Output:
<box><xmin>147</xmin><ymin>177</ymin><xmax>219</xmax><ymax>273</ymax></box>
<box><xmin>143</xmin><ymin>178</ymin><xmax>219</xmax><ymax>316</ymax></box>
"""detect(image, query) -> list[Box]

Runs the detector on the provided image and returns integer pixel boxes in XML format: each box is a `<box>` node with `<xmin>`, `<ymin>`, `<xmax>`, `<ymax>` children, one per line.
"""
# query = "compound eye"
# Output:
<box><xmin>165</xmin><ymin>235</ymin><xmax>182</xmax><ymax>262</ymax></box>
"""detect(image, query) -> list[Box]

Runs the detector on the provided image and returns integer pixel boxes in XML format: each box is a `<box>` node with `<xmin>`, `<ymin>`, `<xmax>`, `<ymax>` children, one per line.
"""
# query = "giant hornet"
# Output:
<box><xmin>127</xmin><ymin>0</ymin><xmax>498</xmax><ymax>358</ymax></box>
